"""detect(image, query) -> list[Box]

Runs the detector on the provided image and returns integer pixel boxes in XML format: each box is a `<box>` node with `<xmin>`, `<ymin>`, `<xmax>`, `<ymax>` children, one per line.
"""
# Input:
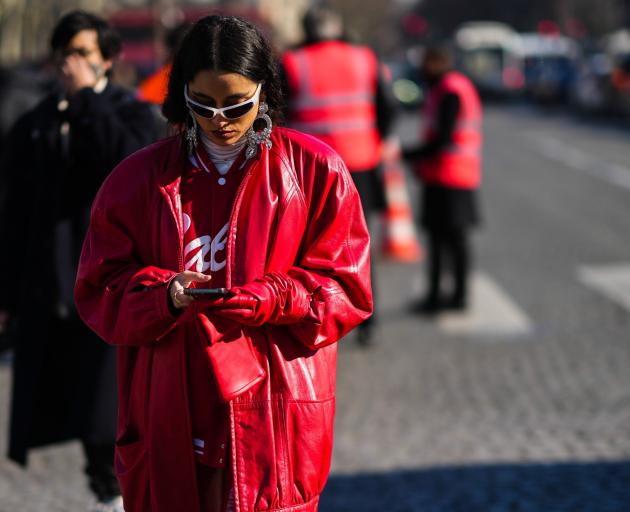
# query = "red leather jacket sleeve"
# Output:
<box><xmin>74</xmin><ymin>169</ymin><xmax>178</xmax><ymax>347</ymax></box>
<box><xmin>201</xmin><ymin>272</ymin><xmax>311</xmax><ymax>327</ymax></box>
<box><xmin>282</xmin><ymin>155</ymin><xmax>373</xmax><ymax>349</ymax></box>
<box><xmin>254</xmin><ymin>271</ymin><xmax>312</xmax><ymax>324</ymax></box>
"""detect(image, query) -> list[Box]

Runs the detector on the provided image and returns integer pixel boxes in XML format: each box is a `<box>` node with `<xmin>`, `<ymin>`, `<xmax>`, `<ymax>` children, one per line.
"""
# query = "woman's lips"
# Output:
<box><xmin>213</xmin><ymin>130</ymin><xmax>236</xmax><ymax>139</ymax></box>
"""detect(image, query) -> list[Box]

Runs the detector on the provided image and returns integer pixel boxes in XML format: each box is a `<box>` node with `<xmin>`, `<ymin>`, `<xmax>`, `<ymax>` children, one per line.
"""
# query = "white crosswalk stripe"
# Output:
<box><xmin>578</xmin><ymin>263</ymin><xmax>630</xmax><ymax>312</ymax></box>
<box><xmin>528</xmin><ymin>133</ymin><xmax>630</xmax><ymax>191</ymax></box>
<box><xmin>437</xmin><ymin>272</ymin><xmax>533</xmax><ymax>339</ymax></box>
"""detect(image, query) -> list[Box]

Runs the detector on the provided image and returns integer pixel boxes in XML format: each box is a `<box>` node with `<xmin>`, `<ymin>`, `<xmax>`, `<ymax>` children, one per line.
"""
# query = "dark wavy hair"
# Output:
<box><xmin>50</xmin><ymin>10</ymin><xmax>122</xmax><ymax>60</ymax></box>
<box><xmin>162</xmin><ymin>15</ymin><xmax>283</xmax><ymax>127</ymax></box>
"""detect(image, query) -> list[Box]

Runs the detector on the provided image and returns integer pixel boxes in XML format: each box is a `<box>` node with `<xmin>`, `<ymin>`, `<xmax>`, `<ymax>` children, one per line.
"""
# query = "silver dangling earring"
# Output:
<box><xmin>185</xmin><ymin>111</ymin><xmax>198</xmax><ymax>154</ymax></box>
<box><xmin>245</xmin><ymin>102</ymin><xmax>273</xmax><ymax>160</ymax></box>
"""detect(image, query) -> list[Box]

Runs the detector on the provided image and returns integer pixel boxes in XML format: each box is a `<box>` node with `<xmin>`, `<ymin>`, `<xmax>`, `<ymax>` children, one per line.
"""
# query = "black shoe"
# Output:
<box><xmin>409</xmin><ymin>297</ymin><xmax>442</xmax><ymax>315</ymax></box>
<box><xmin>443</xmin><ymin>297</ymin><xmax>467</xmax><ymax>311</ymax></box>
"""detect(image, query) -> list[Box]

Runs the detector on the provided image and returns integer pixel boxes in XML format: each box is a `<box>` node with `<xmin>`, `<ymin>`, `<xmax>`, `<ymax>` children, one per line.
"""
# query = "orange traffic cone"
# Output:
<box><xmin>380</xmin><ymin>138</ymin><xmax>423</xmax><ymax>262</ymax></box>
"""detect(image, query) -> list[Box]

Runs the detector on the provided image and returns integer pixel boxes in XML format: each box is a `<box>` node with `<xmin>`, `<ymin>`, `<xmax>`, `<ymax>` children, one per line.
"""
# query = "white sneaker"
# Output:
<box><xmin>90</xmin><ymin>495</ymin><xmax>125</xmax><ymax>512</ymax></box>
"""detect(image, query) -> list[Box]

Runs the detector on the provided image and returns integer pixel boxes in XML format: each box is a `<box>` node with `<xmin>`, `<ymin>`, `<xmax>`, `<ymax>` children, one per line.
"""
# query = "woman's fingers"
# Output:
<box><xmin>180</xmin><ymin>271</ymin><xmax>212</xmax><ymax>287</ymax></box>
<box><xmin>169</xmin><ymin>280</ymin><xmax>187</xmax><ymax>309</ymax></box>
<box><xmin>173</xmin><ymin>290</ymin><xmax>195</xmax><ymax>309</ymax></box>
<box><xmin>169</xmin><ymin>271</ymin><xmax>212</xmax><ymax>309</ymax></box>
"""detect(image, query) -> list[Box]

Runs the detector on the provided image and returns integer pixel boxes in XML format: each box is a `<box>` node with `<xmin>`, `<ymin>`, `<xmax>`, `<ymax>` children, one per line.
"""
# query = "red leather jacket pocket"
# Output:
<box><xmin>285</xmin><ymin>398</ymin><xmax>335</xmax><ymax>500</ymax></box>
<box><xmin>196</xmin><ymin>313</ymin><xmax>266</xmax><ymax>402</ymax></box>
<box><xmin>233</xmin><ymin>397</ymin><xmax>335</xmax><ymax>510</ymax></box>
<box><xmin>115</xmin><ymin>438</ymin><xmax>151</xmax><ymax>511</ymax></box>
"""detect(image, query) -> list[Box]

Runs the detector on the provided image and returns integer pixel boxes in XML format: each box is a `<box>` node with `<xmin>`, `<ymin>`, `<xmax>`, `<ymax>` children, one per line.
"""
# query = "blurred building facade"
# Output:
<box><xmin>0</xmin><ymin>0</ymin><xmax>313</xmax><ymax>66</ymax></box>
<box><xmin>0</xmin><ymin>0</ymin><xmax>107</xmax><ymax>63</ymax></box>
<box><xmin>259</xmin><ymin>0</ymin><xmax>309</xmax><ymax>48</ymax></box>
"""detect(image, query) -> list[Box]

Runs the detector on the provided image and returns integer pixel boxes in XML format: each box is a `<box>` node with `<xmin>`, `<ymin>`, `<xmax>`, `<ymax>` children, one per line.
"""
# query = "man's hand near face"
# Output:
<box><xmin>55</xmin><ymin>29</ymin><xmax>110</xmax><ymax>97</ymax></box>
<box><xmin>59</xmin><ymin>53</ymin><xmax>101</xmax><ymax>96</ymax></box>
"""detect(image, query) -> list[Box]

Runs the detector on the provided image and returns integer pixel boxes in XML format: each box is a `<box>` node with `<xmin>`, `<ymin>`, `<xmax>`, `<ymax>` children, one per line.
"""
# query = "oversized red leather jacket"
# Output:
<box><xmin>74</xmin><ymin>127</ymin><xmax>372</xmax><ymax>512</ymax></box>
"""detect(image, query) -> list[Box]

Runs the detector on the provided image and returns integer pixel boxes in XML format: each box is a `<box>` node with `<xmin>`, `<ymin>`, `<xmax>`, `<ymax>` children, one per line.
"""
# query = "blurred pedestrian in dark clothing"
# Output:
<box><xmin>281</xmin><ymin>5</ymin><xmax>395</xmax><ymax>346</ymax></box>
<box><xmin>403</xmin><ymin>46</ymin><xmax>482</xmax><ymax>314</ymax></box>
<box><xmin>0</xmin><ymin>63</ymin><xmax>54</xmax><ymax>160</ymax></box>
<box><xmin>0</xmin><ymin>10</ymin><xmax>156</xmax><ymax>512</ymax></box>
<box><xmin>137</xmin><ymin>22</ymin><xmax>190</xmax><ymax>140</ymax></box>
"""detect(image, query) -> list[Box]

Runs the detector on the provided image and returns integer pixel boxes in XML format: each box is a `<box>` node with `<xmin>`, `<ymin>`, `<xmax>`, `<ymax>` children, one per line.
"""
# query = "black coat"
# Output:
<box><xmin>0</xmin><ymin>82</ymin><xmax>157</xmax><ymax>464</ymax></box>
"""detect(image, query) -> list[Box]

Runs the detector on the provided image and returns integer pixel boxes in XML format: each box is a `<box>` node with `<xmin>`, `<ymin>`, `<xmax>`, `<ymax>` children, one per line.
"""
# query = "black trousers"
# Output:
<box><xmin>425</xmin><ymin>227</ymin><xmax>471</xmax><ymax>305</ymax></box>
<box><xmin>350</xmin><ymin>168</ymin><xmax>385</xmax><ymax>330</ymax></box>
<box><xmin>81</xmin><ymin>343</ymin><xmax>120</xmax><ymax>501</ymax></box>
<box><xmin>82</xmin><ymin>440</ymin><xmax>120</xmax><ymax>501</ymax></box>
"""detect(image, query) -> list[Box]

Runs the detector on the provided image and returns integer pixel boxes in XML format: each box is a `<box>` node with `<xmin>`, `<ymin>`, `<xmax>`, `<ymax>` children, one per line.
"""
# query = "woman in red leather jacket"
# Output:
<box><xmin>74</xmin><ymin>15</ymin><xmax>372</xmax><ymax>512</ymax></box>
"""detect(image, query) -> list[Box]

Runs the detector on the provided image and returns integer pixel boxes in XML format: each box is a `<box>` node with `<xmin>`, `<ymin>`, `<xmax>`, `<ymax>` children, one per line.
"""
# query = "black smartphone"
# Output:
<box><xmin>183</xmin><ymin>287</ymin><xmax>229</xmax><ymax>297</ymax></box>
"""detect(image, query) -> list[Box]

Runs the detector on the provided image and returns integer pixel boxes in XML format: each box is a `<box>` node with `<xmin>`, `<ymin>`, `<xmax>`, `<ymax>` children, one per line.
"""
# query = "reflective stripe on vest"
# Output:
<box><xmin>289</xmin><ymin>47</ymin><xmax>376</xmax><ymax>110</ymax></box>
<box><xmin>284</xmin><ymin>42</ymin><xmax>381</xmax><ymax>170</ymax></box>
<box><xmin>444</xmin><ymin>141</ymin><xmax>482</xmax><ymax>158</ymax></box>
<box><xmin>289</xmin><ymin>119</ymin><xmax>376</xmax><ymax>134</ymax></box>
<box><xmin>290</xmin><ymin>92</ymin><xmax>375</xmax><ymax>109</ymax></box>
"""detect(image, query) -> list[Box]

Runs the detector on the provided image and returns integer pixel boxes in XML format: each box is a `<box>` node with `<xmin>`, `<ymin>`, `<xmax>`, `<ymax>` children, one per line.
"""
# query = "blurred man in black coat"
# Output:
<box><xmin>0</xmin><ymin>11</ymin><xmax>156</xmax><ymax>511</ymax></box>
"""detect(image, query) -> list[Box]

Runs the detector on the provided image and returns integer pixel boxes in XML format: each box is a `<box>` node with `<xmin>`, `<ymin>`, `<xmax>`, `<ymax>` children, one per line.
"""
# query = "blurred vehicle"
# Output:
<box><xmin>454</xmin><ymin>21</ymin><xmax>525</xmax><ymax>98</ymax></box>
<box><xmin>571</xmin><ymin>30</ymin><xmax>630</xmax><ymax>117</ymax></box>
<box><xmin>108</xmin><ymin>5</ymin><xmax>268</xmax><ymax>85</ymax></box>
<box><xmin>601</xmin><ymin>29</ymin><xmax>630</xmax><ymax>116</ymax></box>
<box><xmin>611</xmin><ymin>54</ymin><xmax>630</xmax><ymax>115</ymax></box>
<box><xmin>519</xmin><ymin>33</ymin><xmax>579</xmax><ymax>104</ymax></box>
<box><xmin>571</xmin><ymin>49</ymin><xmax>613</xmax><ymax>114</ymax></box>
<box><xmin>386</xmin><ymin>48</ymin><xmax>425</xmax><ymax>109</ymax></box>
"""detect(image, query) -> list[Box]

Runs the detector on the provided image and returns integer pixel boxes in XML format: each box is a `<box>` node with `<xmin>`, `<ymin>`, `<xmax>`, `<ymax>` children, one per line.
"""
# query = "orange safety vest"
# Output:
<box><xmin>418</xmin><ymin>71</ymin><xmax>482</xmax><ymax>189</ymax></box>
<box><xmin>137</xmin><ymin>63</ymin><xmax>171</xmax><ymax>105</ymax></box>
<box><xmin>283</xmin><ymin>41</ymin><xmax>382</xmax><ymax>171</ymax></box>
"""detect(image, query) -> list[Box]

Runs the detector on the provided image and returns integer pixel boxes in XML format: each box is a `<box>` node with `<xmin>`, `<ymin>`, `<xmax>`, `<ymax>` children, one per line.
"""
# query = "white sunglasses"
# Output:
<box><xmin>184</xmin><ymin>83</ymin><xmax>262</xmax><ymax>120</ymax></box>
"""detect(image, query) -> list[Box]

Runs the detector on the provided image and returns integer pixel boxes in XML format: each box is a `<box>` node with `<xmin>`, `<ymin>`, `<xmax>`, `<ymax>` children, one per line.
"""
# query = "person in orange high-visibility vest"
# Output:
<box><xmin>137</xmin><ymin>23</ymin><xmax>189</xmax><ymax>106</ymax></box>
<box><xmin>404</xmin><ymin>45</ymin><xmax>482</xmax><ymax>314</ymax></box>
<box><xmin>282</xmin><ymin>5</ymin><xmax>395</xmax><ymax>346</ymax></box>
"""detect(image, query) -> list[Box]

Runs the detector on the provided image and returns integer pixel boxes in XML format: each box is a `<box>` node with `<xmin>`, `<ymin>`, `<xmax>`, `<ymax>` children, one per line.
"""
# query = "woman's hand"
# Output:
<box><xmin>168</xmin><ymin>271</ymin><xmax>212</xmax><ymax>310</ymax></box>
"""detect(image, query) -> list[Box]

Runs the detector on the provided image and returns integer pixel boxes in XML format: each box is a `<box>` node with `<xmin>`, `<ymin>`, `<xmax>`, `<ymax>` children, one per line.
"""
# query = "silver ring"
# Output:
<box><xmin>173</xmin><ymin>290</ymin><xmax>184</xmax><ymax>307</ymax></box>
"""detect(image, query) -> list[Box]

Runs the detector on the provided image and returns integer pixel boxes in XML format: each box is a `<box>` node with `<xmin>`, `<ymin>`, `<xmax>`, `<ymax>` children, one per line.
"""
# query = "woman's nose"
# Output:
<box><xmin>210</xmin><ymin>115</ymin><xmax>228</xmax><ymax>128</ymax></box>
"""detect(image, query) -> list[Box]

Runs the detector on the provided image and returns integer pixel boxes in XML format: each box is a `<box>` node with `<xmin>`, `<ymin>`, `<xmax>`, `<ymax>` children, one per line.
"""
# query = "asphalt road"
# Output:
<box><xmin>2</xmin><ymin>104</ymin><xmax>630</xmax><ymax>511</ymax></box>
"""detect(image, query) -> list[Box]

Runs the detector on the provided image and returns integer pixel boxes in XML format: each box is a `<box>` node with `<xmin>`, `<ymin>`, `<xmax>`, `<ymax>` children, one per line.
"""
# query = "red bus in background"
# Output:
<box><xmin>108</xmin><ymin>5</ymin><xmax>269</xmax><ymax>86</ymax></box>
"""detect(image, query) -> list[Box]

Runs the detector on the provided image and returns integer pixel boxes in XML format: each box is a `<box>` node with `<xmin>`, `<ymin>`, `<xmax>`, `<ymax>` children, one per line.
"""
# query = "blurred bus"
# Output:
<box><xmin>108</xmin><ymin>4</ymin><xmax>268</xmax><ymax>86</ymax></box>
<box><xmin>518</xmin><ymin>33</ymin><xmax>579</xmax><ymax>103</ymax></box>
<box><xmin>454</xmin><ymin>21</ymin><xmax>525</xmax><ymax>98</ymax></box>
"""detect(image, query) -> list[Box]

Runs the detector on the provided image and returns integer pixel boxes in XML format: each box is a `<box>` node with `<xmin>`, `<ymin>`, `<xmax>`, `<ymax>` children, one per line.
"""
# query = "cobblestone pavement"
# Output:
<box><xmin>2</xmin><ymin>106</ymin><xmax>630</xmax><ymax>511</ymax></box>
